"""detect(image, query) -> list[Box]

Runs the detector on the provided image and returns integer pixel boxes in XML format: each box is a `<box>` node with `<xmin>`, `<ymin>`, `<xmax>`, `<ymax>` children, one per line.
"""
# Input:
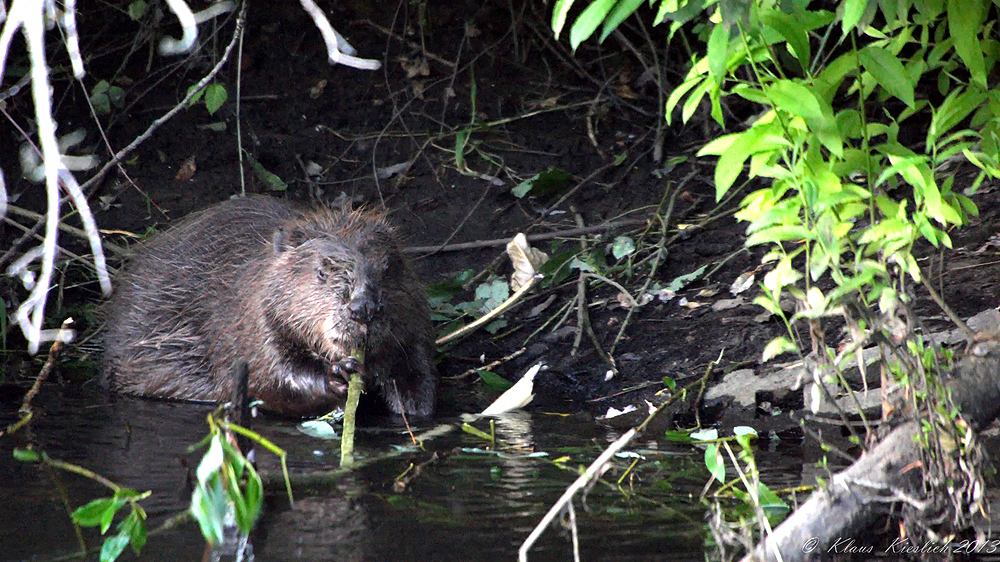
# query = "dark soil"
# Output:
<box><xmin>3</xmin><ymin>0</ymin><xmax>1000</xmax><ymax>427</ymax></box>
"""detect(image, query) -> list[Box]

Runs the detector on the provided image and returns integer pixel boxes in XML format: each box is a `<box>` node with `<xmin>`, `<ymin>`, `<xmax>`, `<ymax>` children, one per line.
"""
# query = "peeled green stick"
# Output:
<box><xmin>340</xmin><ymin>352</ymin><xmax>365</xmax><ymax>467</ymax></box>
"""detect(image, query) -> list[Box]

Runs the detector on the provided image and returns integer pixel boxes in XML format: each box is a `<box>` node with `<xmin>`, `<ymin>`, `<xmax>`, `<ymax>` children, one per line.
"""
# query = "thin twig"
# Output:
<box><xmin>446</xmin><ymin>347</ymin><xmax>527</xmax><ymax>380</ymax></box>
<box><xmin>436</xmin><ymin>276</ymin><xmax>541</xmax><ymax>346</ymax></box>
<box><xmin>405</xmin><ymin>218</ymin><xmax>648</xmax><ymax>254</ymax></box>
<box><xmin>610</xmin><ymin>170</ymin><xmax>694</xmax><ymax>354</ymax></box>
<box><xmin>5</xmin><ymin>318</ymin><xmax>73</xmax><ymax>436</ymax></box>
<box><xmin>920</xmin><ymin>267</ymin><xmax>976</xmax><ymax>343</ymax></box>
<box><xmin>518</xmin><ymin>428</ymin><xmax>636</xmax><ymax>562</ymax></box>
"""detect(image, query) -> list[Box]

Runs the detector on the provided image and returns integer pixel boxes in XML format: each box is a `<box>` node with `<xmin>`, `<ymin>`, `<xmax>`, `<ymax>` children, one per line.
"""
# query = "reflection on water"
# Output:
<box><xmin>0</xmin><ymin>385</ymin><xmax>804</xmax><ymax>562</ymax></box>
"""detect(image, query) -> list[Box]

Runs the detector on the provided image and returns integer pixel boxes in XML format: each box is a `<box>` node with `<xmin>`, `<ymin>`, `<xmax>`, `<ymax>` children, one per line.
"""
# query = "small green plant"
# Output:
<box><xmin>90</xmin><ymin>80</ymin><xmax>124</xmax><ymax>115</ymax></box>
<box><xmin>127</xmin><ymin>0</ymin><xmax>148</xmax><ymax>21</ymax></box>
<box><xmin>557</xmin><ymin>0</ymin><xmax>993</xmax><ymax>549</ymax></box>
<box><xmin>666</xmin><ymin>426</ymin><xmax>790</xmax><ymax>553</ymax></box>
<box><xmin>186</xmin><ymin>406</ymin><xmax>296</xmax><ymax>548</ymax></box>
<box><xmin>186</xmin><ymin>83</ymin><xmax>228</xmax><ymax>115</ymax></box>
<box><xmin>13</xmin><ymin>448</ymin><xmax>150</xmax><ymax>562</ymax></box>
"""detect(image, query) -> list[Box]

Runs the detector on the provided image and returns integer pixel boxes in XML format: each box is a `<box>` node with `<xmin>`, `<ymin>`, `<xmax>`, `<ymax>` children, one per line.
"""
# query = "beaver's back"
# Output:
<box><xmin>102</xmin><ymin>197</ymin><xmax>300</xmax><ymax>399</ymax></box>
<box><xmin>101</xmin><ymin>196</ymin><xmax>438</xmax><ymax>417</ymax></box>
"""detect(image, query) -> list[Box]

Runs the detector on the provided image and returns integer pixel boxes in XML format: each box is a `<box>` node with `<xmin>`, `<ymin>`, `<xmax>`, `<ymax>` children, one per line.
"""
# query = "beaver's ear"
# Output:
<box><xmin>272</xmin><ymin>228</ymin><xmax>292</xmax><ymax>254</ymax></box>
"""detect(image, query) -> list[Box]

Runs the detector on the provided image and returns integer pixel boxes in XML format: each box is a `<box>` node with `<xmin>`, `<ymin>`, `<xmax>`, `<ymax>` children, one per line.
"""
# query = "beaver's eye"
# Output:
<box><xmin>316</xmin><ymin>268</ymin><xmax>328</xmax><ymax>282</ymax></box>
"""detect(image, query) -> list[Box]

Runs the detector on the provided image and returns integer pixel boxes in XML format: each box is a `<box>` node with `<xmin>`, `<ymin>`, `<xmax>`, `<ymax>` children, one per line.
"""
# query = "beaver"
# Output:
<box><xmin>101</xmin><ymin>196</ymin><xmax>437</xmax><ymax>417</ymax></box>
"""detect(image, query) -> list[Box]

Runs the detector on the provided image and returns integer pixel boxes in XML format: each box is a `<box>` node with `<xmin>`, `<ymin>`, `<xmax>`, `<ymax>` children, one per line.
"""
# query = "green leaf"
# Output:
<box><xmin>682</xmin><ymin>78</ymin><xmax>713</xmax><ymax>124</ymax></box>
<box><xmin>204</xmin><ymin>84</ymin><xmax>228</xmax><ymax>115</ymax></box>
<box><xmin>704</xmin><ymin>443</ymin><xmax>726</xmax><ymax>483</ymax></box>
<box><xmin>763</xmin><ymin>257</ymin><xmax>802</xmax><ymax>293</ymax></box>
<box><xmin>91</xmin><ymin>80</ymin><xmax>112</xmax><ymax>115</ymax></box>
<box><xmin>243</xmin><ymin>150</ymin><xmax>288</xmax><ymax>191</ymax></box>
<box><xmin>928</xmin><ymin>87</ymin><xmax>987</xmax><ymax>149</ymax></box>
<box><xmin>186</xmin><ymin>84</ymin><xmax>206</xmax><ymax>107</ymax></box>
<box><xmin>230</xmin><ymin>462</ymin><xmax>261</xmax><ymax>534</ymax></box>
<box><xmin>761</xmin><ymin>11</ymin><xmax>809</xmax><ymax>68</ymax></box>
<box><xmin>662</xmin><ymin>430</ymin><xmax>695</xmax><ymax>443</ymax></box>
<box><xmin>100</xmin><ymin>497</ymin><xmax>126</xmax><ymax>533</ymax></box>
<box><xmin>99</xmin><ymin>531</ymin><xmax>130</xmax><ymax>562</ymax></box>
<box><xmin>121</xmin><ymin>509</ymin><xmax>147</xmax><ymax>554</ymax></box>
<box><xmin>840</xmin><ymin>0</ymin><xmax>866</xmax><ymax>32</ymax></box>
<box><xmin>666</xmin><ymin>76</ymin><xmax>705</xmax><ymax>125</ymax></box>
<box><xmin>478</xmin><ymin>370</ymin><xmax>514</xmax><ymax>390</ymax></box>
<box><xmin>598</xmin><ymin>0</ymin><xmax>644</xmax><ymax>43</ymax></box>
<box><xmin>768</xmin><ymin>81</ymin><xmax>842</xmax><ymax>156</ymax></box>
<box><xmin>611</xmin><ymin>236</ymin><xmax>635</xmax><ymax>260</ymax></box>
<box><xmin>746</xmin><ymin>224</ymin><xmax>812</xmax><ymax>246</ymax></box>
<box><xmin>705</xmin><ymin>120</ymin><xmax>790</xmax><ymax>199</ymax></box>
<box><xmin>190</xmin><ymin>480</ymin><xmax>226</xmax><ymax>546</ymax></box>
<box><xmin>551</xmin><ymin>0</ymin><xmax>575</xmax><ymax>38</ymax></box>
<box><xmin>662</xmin><ymin>376</ymin><xmax>676</xmax><ymax>391</ymax></box>
<box><xmin>758</xmin><ymin>482</ymin><xmax>788</xmax><ymax>510</ymax></box>
<box><xmin>947</xmin><ymin>0</ymin><xmax>986</xmax><ymax>89</ymax></box>
<box><xmin>666</xmin><ymin>264</ymin><xmax>707</xmax><ymax>292</ymax></box>
<box><xmin>569</xmin><ymin>0</ymin><xmax>616</xmax><ymax>51</ymax></box>
<box><xmin>858</xmin><ymin>46</ymin><xmax>915</xmax><ymax>107</ymax></box>
<box><xmin>511</xmin><ymin>168</ymin><xmax>572</xmax><ymax>199</ymax></box>
<box><xmin>72</xmin><ymin>498</ymin><xmax>116</xmax><ymax>527</ymax></box>
<box><xmin>767</xmin><ymin>81</ymin><xmax>823</xmax><ymax>121</ymax></box>
<box><xmin>706</xmin><ymin>24</ymin><xmax>730</xmax><ymax>86</ymax></box>
<box><xmin>475</xmin><ymin>279</ymin><xmax>509</xmax><ymax>312</ymax></box>
<box><xmin>127</xmin><ymin>0</ymin><xmax>148</xmax><ymax>21</ymax></box>
<box><xmin>13</xmin><ymin>448</ymin><xmax>41</xmax><ymax>462</ymax></box>
<box><xmin>762</xmin><ymin>337</ymin><xmax>799</xmax><ymax>361</ymax></box>
<box><xmin>733</xmin><ymin>426</ymin><xmax>758</xmax><ymax>438</ymax></box>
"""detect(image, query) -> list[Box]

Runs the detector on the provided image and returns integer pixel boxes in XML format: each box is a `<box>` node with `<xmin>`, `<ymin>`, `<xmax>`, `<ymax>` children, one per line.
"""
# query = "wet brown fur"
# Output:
<box><xmin>102</xmin><ymin>196</ymin><xmax>437</xmax><ymax>417</ymax></box>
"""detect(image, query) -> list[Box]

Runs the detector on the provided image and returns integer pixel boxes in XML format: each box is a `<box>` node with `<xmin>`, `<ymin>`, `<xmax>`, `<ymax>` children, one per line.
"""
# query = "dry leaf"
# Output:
<box><xmin>309</xmin><ymin>79</ymin><xmax>328</xmax><ymax>99</ymax></box>
<box><xmin>174</xmin><ymin>155</ymin><xmax>196</xmax><ymax>181</ymax></box>
<box><xmin>730</xmin><ymin>271</ymin><xmax>755</xmax><ymax>295</ymax></box>
<box><xmin>506</xmin><ymin>233</ymin><xmax>548</xmax><ymax>291</ymax></box>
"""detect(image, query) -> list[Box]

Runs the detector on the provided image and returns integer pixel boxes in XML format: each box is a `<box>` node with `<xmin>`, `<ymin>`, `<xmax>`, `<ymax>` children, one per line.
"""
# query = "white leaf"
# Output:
<box><xmin>480</xmin><ymin>363</ymin><xmax>543</xmax><ymax>415</ymax></box>
<box><xmin>506</xmin><ymin>233</ymin><xmax>548</xmax><ymax>290</ymax></box>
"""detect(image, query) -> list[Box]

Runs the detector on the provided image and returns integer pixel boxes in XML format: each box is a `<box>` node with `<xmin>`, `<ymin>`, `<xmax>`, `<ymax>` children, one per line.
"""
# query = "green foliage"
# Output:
<box><xmin>15</xmin><ymin>448</ymin><xmax>150</xmax><ymax>562</ymax></box>
<box><xmin>427</xmin><ymin>271</ymin><xmax>511</xmax><ymax>334</ymax></box>
<box><xmin>72</xmin><ymin>492</ymin><xmax>149</xmax><ymax>562</ymax></box>
<box><xmin>511</xmin><ymin>168</ymin><xmax>573</xmax><ymax>199</ymax></box>
<box><xmin>478</xmin><ymin>370</ymin><xmax>514</xmax><ymax>390</ymax></box>
<box><xmin>186</xmin><ymin>83</ymin><xmax>229</xmax><ymax>115</ymax></box>
<box><xmin>189</xmin><ymin>424</ymin><xmax>263</xmax><ymax>545</ymax></box>
<box><xmin>90</xmin><ymin>80</ymin><xmax>124</xmax><ymax>115</ymax></box>
<box><xmin>127</xmin><ymin>0</ymin><xmax>148</xmax><ymax>21</ymax></box>
<box><xmin>556</xmin><ymin>0</ymin><xmax>997</xmax><ymax>361</ymax></box>
<box><xmin>242</xmin><ymin>149</ymin><xmax>288</xmax><ymax>191</ymax></box>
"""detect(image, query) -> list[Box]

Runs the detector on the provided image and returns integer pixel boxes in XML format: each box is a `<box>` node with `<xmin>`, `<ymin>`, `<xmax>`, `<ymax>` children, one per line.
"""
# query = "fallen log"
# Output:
<box><xmin>745</xmin><ymin>339</ymin><xmax>1000</xmax><ymax>562</ymax></box>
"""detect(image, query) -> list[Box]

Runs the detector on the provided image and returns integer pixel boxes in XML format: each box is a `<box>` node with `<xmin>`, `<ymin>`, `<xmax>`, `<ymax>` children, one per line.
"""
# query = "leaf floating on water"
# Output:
<box><xmin>298</xmin><ymin>419</ymin><xmax>339</xmax><ymax>439</ymax></box>
<box><xmin>603</xmin><ymin>404</ymin><xmax>637</xmax><ymax>419</ymax></box>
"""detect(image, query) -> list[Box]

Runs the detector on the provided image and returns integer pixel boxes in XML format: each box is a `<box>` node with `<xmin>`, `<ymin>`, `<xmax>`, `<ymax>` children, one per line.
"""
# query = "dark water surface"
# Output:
<box><xmin>0</xmin><ymin>385</ymin><xmax>808</xmax><ymax>562</ymax></box>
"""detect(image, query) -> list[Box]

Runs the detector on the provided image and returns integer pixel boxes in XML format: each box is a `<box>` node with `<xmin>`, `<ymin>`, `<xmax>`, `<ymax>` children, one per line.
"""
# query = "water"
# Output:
<box><xmin>0</xmin><ymin>385</ymin><xmax>801</xmax><ymax>562</ymax></box>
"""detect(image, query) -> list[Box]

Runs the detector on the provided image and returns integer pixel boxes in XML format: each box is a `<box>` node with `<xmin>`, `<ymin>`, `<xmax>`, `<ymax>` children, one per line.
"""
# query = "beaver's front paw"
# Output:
<box><xmin>330</xmin><ymin>356</ymin><xmax>363</xmax><ymax>383</ymax></box>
